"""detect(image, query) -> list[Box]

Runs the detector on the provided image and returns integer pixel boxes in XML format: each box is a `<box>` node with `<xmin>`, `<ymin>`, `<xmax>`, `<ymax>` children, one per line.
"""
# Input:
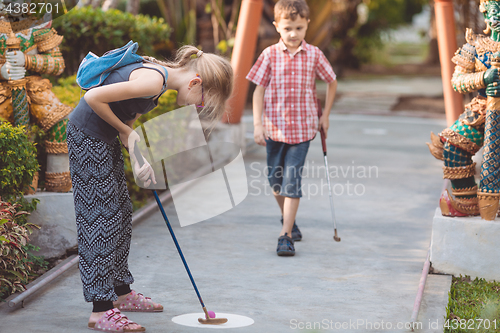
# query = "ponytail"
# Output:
<box><xmin>143</xmin><ymin>45</ymin><xmax>200</xmax><ymax>68</ymax></box>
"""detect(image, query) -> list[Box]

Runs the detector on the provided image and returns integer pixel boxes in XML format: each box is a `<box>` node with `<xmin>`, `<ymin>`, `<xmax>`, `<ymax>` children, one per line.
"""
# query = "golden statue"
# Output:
<box><xmin>0</xmin><ymin>9</ymin><xmax>72</xmax><ymax>192</ymax></box>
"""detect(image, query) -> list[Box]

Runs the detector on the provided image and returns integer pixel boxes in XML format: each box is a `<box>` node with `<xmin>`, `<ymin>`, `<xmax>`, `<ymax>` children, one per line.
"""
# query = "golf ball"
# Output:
<box><xmin>208</xmin><ymin>311</ymin><xmax>216</xmax><ymax>318</ymax></box>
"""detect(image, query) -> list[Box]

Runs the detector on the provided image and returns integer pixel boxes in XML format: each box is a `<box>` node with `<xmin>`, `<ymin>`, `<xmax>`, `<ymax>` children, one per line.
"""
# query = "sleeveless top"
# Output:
<box><xmin>68</xmin><ymin>62</ymin><xmax>168</xmax><ymax>144</ymax></box>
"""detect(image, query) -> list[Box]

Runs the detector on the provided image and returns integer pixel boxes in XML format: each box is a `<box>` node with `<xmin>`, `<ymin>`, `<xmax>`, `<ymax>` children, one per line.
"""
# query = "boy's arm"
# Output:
<box><xmin>253</xmin><ymin>85</ymin><xmax>268</xmax><ymax>146</ymax></box>
<box><xmin>319</xmin><ymin>80</ymin><xmax>338</xmax><ymax>138</ymax></box>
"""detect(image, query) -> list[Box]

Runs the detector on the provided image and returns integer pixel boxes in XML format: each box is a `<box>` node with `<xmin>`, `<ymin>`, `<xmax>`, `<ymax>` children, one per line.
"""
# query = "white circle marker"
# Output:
<box><xmin>172</xmin><ymin>313</ymin><xmax>254</xmax><ymax>329</ymax></box>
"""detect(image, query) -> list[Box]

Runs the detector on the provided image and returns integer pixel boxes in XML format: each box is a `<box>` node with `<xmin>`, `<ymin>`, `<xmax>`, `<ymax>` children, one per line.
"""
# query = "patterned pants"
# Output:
<box><xmin>67</xmin><ymin>121</ymin><xmax>134</xmax><ymax>302</ymax></box>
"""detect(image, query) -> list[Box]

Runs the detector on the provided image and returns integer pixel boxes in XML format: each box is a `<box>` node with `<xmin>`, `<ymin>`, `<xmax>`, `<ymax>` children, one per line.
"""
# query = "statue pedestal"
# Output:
<box><xmin>430</xmin><ymin>208</ymin><xmax>500</xmax><ymax>281</ymax></box>
<box><xmin>24</xmin><ymin>191</ymin><xmax>76</xmax><ymax>259</ymax></box>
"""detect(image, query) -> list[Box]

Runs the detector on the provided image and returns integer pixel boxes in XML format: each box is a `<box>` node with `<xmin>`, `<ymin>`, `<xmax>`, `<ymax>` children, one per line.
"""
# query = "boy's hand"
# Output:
<box><xmin>318</xmin><ymin>115</ymin><xmax>330</xmax><ymax>138</ymax></box>
<box><xmin>254</xmin><ymin>124</ymin><xmax>268</xmax><ymax>146</ymax></box>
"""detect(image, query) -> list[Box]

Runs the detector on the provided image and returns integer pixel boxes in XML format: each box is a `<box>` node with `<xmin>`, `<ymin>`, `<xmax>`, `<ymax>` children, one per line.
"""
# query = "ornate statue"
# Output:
<box><xmin>0</xmin><ymin>6</ymin><xmax>72</xmax><ymax>192</ymax></box>
<box><xmin>428</xmin><ymin>0</ymin><xmax>500</xmax><ymax>220</ymax></box>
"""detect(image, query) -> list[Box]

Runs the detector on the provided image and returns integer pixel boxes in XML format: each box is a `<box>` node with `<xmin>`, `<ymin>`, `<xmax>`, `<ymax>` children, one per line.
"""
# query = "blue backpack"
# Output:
<box><xmin>76</xmin><ymin>41</ymin><xmax>144</xmax><ymax>90</ymax></box>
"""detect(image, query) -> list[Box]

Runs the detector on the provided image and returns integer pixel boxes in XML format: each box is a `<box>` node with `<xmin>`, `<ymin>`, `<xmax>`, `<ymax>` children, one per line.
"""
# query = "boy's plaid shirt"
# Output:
<box><xmin>247</xmin><ymin>39</ymin><xmax>336</xmax><ymax>144</ymax></box>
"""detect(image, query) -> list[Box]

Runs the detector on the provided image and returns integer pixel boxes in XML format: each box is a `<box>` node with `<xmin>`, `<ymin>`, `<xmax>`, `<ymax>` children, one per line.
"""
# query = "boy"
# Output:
<box><xmin>246</xmin><ymin>0</ymin><xmax>337</xmax><ymax>256</ymax></box>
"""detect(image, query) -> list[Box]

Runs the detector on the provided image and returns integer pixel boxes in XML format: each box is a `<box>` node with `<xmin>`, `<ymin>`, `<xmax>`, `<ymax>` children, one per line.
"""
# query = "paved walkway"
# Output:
<box><xmin>1</xmin><ymin>76</ymin><xmax>452</xmax><ymax>333</ymax></box>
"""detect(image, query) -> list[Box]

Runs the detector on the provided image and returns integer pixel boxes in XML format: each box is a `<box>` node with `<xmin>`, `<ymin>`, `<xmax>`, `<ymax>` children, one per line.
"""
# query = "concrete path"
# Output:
<box><xmin>1</xmin><ymin>111</ymin><xmax>451</xmax><ymax>332</ymax></box>
<box><xmin>320</xmin><ymin>76</ymin><xmax>445</xmax><ymax>119</ymax></box>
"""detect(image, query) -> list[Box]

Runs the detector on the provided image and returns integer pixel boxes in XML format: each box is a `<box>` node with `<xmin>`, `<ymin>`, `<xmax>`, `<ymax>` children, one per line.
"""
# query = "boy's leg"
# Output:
<box><xmin>281</xmin><ymin>197</ymin><xmax>299</xmax><ymax>236</ymax></box>
<box><xmin>266</xmin><ymin>138</ymin><xmax>287</xmax><ymax>213</ymax></box>
<box><xmin>273</xmin><ymin>193</ymin><xmax>285</xmax><ymax>214</ymax></box>
<box><xmin>281</xmin><ymin>140</ymin><xmax>311</xmax><ymax>235</ymax></box>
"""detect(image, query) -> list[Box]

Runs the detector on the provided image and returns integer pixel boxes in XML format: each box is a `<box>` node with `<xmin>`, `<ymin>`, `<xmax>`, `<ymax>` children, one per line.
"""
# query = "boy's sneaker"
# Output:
<box><xmin>276</xmin><ymin>233</ymin><xmax>295</xmax><ymax>256</ymax></box>
<box><xmin>280</xmin><ymin>217</ymin><xmax>302</xmax><ymax>241</ymax></box>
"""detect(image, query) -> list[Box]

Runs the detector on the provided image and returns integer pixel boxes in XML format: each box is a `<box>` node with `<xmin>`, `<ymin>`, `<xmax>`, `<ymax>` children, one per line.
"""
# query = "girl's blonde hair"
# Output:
<box><xmin>143</xmin><ymin>46</ymin><xmax>234</xmax><ymax>127</ymax></box>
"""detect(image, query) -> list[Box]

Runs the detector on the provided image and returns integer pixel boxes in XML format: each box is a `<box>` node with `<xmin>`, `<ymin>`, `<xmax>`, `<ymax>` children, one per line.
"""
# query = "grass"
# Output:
<box><xmin>445</xmin><ymin>275</ymin><xmax>500</xmax><ymax>333</ymax></box>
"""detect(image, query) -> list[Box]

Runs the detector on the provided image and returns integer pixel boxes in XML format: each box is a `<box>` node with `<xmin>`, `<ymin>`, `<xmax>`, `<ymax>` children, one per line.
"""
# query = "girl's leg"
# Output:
<box><xmin>108</xmin><ymin>139</ymin><xmax>163</xmax><ymax>311</ymax></box>
<box><xmin>67</xmin><ymin>123</ymin><xmax>122</xmax><ymax>303</ymax></box>
<box><xmin>110</xmin><ymin>139</ymin><xmax>134</xmax><ymax>289</ymax></box>
<box><xmin>67</xmin><ymin>123</ymin><xmax>144</xmax><ymax>330</ymax></box>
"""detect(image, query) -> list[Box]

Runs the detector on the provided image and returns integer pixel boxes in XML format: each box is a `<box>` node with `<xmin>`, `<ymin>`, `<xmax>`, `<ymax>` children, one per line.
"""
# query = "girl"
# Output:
<box><xmin>66</xmin><ymin>46</ymin><xmax>233</xmax><ymax>332</ymax></box>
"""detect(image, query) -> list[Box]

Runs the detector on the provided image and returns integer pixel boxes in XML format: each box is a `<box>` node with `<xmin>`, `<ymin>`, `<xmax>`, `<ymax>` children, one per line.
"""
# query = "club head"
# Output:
<box><xmin>333</xmin><ymin>230</ymin><xmax>341</xmax><ymax>242</ymax></box>
<box><xmin>198</xmin><ymin>317</ymin><xmax>228</xmax><ymax>325</ymax></box>
<box><xmin>199</xmin><ymin>307</ymin><xmax>228</xmax><ymax>325</ymax></box>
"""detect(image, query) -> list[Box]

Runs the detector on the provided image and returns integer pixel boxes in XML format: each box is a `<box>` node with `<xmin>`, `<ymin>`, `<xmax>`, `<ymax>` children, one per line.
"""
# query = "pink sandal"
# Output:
<box><xmin>88</xmin><ymin>308</ymin><xmax>145</xmax><ymax>332</ymax></box>
<box><xmin>114</xmin><ymin>290</ymin><xmax>163</xmax><ymax>312</ymax></box>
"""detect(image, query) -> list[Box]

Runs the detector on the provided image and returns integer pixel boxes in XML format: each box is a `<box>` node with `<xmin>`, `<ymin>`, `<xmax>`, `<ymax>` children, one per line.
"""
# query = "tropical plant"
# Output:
<box><xmin>0</xmin><ymin>123</ymin><xmax>40</xmax><ymax>202</ymax></box>
<box><xmin>0</xmin><ymin>199</ymin><xmax>40</xmax><ymax>300</ymax></box>
<box><xmin>204</xmin><ymin>0</ymin><xmax>240</xmax><ymax>55</ymax></box>
<box><xmin>156</xmin><ymin>0</ymin><xmax>197</xmax><ymax>46</ymax></box>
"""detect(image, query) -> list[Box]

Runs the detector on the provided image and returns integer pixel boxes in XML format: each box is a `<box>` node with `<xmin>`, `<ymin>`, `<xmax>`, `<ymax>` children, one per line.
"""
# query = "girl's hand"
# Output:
<box><xmin>124</xmin><ymin>130</ymin><xmax>157</xmax><ymax>187</ymax></box>
<box><xmin>119</xmin><ymin>132</ymin><xmax>129</xmax><ymax>149</ymax></box>
<box><xmin>318</xmin><ymin>114</ymin><xmax>330</xmax><ymax>138</ymax></box>
<box><xmin>132</xmin><ymin>155</ymin><xmax>157</xmax><ymax>187</ymax></box>
<box><xmin>119</xmin><ymin>130</ymin><xmax>140</xmax><ymax>150</ymax></box>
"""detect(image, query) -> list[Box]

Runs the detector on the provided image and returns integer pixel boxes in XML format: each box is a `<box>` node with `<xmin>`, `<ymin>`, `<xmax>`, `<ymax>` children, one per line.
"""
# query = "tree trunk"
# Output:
<box><xmin>102</xmin><ymin>0</ymin><xmax>120</xmax><ymax>11</ymax></box>
<box><xmin>91</xmin><ymin>0</ymin><xmax>103</xmax><ymax>9</ymax></box>
<box><xmin>330</xmin><ymin>0</ymin><xmax>362</xmax><ymax>75</ymax></box>
<box><xmin>425</xmin><ymin>1</ymin><xmax>440</xmax><ymax>65</ymax></box>
<box><xmin>126</xmin><ymin>0</ymin><xmax>140</xmax><ymax>15</ymax></box>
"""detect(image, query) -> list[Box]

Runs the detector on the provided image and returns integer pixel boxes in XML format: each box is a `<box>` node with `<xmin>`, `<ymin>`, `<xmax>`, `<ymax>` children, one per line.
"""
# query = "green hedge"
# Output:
<box><xmin>53</xmin><ymin>6</ymin><xmax>172</xmax><ymax>75</ymax></box>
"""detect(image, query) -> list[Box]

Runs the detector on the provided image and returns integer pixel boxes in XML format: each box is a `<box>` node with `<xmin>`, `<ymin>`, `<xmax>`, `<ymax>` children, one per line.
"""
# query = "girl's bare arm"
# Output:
<box><xmin>84</xmin><ymin>69</ymin><xmax>164</xmax><ymax>137</ymax></box>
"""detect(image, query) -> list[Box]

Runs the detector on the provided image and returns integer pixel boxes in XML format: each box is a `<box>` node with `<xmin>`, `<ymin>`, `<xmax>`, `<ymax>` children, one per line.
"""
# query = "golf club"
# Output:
<box><xmin>317</xmin><ymin>99</ymin><xmax>341</xmax><ymax>242</ymax></box>
<box><xmin>133</xmin><ymin>141</ymin><xmax>228</xmax><ymax>325</ymax></box>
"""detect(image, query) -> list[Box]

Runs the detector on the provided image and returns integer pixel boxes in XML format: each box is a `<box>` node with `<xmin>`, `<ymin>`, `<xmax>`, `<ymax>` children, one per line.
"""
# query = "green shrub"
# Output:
<box><xmin>52</xmin><ymin>75</ymin><xmax>84</xmax><ymax>108</ymax></box>
<box><xmin>0</xmin><ymin>123</ymin><xmax>40</xmax><ymax>202</ymax></box>
<box><xmin>0</xmin><ymin>199</ymin><xmax>41</xmax><ymax>300</ymax></box>
<box><xmin>53</xmin><ymin>6</ymin><xmax>172</xmax><ymax>76</ymax></box>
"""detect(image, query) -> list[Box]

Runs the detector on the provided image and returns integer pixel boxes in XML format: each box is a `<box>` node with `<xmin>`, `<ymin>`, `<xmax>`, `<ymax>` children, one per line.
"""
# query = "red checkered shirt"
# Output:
<box><xmin>247</xmin><ymin>39</ymin><xmax>336</xmax><ymax>144</ymax></box>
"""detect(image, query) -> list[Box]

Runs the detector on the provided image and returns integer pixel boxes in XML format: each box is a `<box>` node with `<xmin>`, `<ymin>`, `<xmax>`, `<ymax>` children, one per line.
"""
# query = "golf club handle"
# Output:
<box><xmin>133</xmin><ymin>141</ymin><xmax>145</xmax><ymax>167</ymax></box>
<box><xmin>317</xmin><ymin>99</ymin><xmax>327</xmax><ymax>154</ymax></box>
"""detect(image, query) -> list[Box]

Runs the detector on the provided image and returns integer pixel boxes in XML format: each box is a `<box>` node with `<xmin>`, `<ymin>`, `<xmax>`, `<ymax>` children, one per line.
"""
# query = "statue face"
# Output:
<box><xmin>485</xmin><ymin>1</ymin><xmax>500</xmax><ymax>34</ymax></box>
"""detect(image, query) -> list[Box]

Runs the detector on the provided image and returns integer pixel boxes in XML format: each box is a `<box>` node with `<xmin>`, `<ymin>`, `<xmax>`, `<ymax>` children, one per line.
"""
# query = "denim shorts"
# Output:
<box><xmin>266</xmin><ymin>138</ymin><xmax>311</xmax><ymax>198</ymax></box>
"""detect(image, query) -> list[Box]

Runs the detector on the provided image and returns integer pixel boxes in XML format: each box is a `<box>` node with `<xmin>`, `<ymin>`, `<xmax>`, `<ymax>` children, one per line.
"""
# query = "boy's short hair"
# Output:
<box><xmin>274</xmin><ymin>0</ymin><xmax>310</xmax><ymax>22</ymax></box>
